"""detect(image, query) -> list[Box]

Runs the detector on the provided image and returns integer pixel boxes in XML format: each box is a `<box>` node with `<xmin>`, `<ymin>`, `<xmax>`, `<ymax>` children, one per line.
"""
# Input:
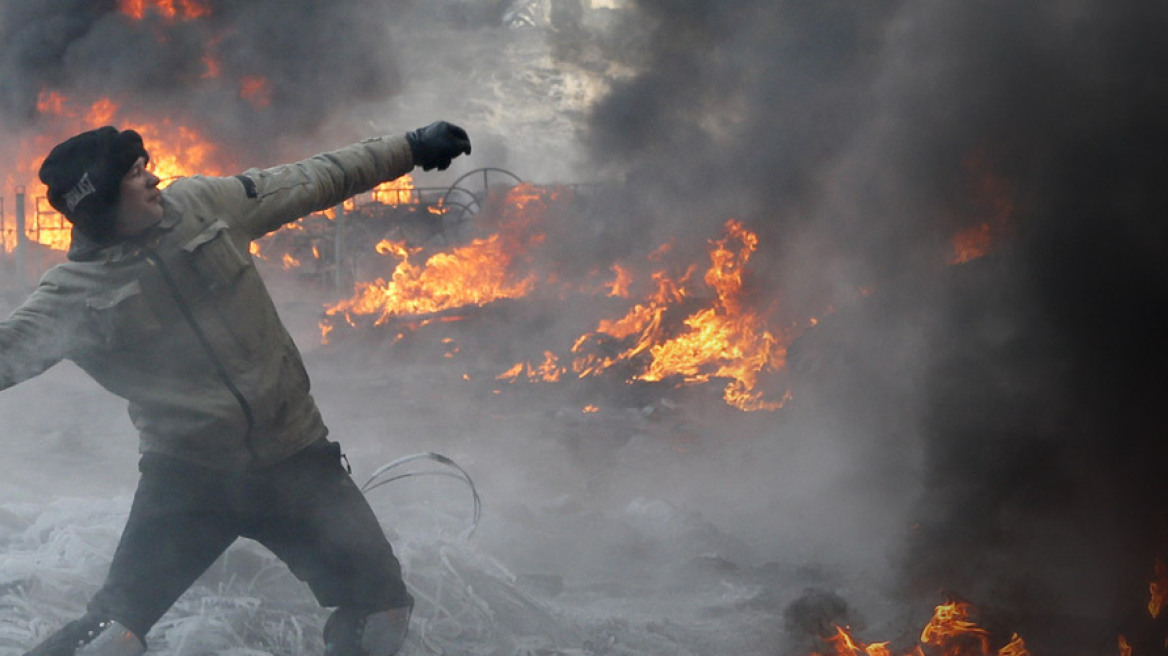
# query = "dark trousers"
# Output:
<box><xmin>87</xmin><ymin>438</ymin><xmax>412</xmax><ymax>638</ymax></box>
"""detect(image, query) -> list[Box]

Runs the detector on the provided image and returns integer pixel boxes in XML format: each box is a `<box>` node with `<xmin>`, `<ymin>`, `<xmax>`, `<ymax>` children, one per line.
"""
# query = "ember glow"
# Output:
<box><xmin>118</xmin><ymin>0</ymin><xmax>211</xmax><ymax>22</ymax></box>
<box><xmin>1148</xmin><ymin>558</ymin><xmax>1168</xmax><ymax>619</ymax></box>
<box><xmin>812</xmin><ymin>600</ymin><xmax>1030</xmax><ymax>656</ymax></box>
<box><xmin>948</xmin><ymin>153</ymin><xmax>1016</xmax><ymax>265</ymax></box>
<box><xmin>948</xmin><ymin>223</ymin><xmax>996</xmax><ymax>266</ymax></box>
<box><xmin>239</xmin><ymin>76</ymin><xmax>272</xmax><ymax>109</ymax></box>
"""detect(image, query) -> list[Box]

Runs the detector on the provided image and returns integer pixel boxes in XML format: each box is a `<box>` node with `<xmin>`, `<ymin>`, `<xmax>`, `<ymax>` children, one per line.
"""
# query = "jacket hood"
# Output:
<box><xmin>66</xmin><ymin>226</ymin><xmax>106</xmax><ymax>262</ymax></box>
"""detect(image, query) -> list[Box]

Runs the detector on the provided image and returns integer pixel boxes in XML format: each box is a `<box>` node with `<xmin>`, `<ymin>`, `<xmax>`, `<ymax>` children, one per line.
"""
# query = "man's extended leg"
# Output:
<box><xmin>25</xmin><ymin>455</ymin><xmax>239</xmax><ymax>656</ymax></box>
<box><xmin>245</xmin><ymin>439</ymin><xmax>412</xmax><ymax>656</ymax></box>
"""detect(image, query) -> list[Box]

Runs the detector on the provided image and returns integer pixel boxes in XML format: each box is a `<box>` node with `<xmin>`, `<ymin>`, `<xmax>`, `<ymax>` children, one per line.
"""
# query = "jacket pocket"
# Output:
<box><xmin>86</xmin><ymin>280</ymin><xmax>163</xmax><ymax>350</ymax></box>
<box><xmin>182</xmin><ymin>219</ymin><xmax>252</xmax><ymax>292</ymax></box>
<box><xmin>281</xmin><ymin>339</ymin><xmax>311</xmax><ymax>397</ymax></box>
<box><xmin>246</xmin><ymin>163</ymin><xmax>311</xmax><ymax>199</ymax></box>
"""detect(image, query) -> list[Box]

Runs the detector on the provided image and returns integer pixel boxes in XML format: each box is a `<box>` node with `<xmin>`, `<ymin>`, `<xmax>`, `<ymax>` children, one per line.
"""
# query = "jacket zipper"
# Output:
<box><xmin>144</xmin><ymin>251</ymin><xmax>259</xmax><ymax>462</ymax></box>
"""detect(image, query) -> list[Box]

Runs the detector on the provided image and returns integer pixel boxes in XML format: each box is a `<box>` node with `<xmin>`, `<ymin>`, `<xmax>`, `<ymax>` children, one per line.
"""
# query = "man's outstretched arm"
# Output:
<box><xmin>180</xmin><ymin>122</ymin><xmax>471</xmax><ymax>241</ymax></box>
<box><xmin>0</xmin><ymin>277</ymin><xmax>73</xmax><ymax>391</ymax></box>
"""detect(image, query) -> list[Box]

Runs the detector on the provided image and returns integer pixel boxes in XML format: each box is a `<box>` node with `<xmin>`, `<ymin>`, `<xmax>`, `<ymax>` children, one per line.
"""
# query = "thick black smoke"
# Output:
<box><xmin>586</xmin><ymin>0</ymin><xmax>1168</xmax><ymax>650</ymax></box>
<box><xmin>0</xmin><ymin>0</ymin><xmax>406</xmax><ymax>160</ymax></box>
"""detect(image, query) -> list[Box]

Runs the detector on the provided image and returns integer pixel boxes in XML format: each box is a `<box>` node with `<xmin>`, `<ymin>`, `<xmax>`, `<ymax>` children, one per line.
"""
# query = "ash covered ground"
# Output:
<box><xmin>4</xmin><ymin>2</ymin><xmax>1168</xmax><ymax>655</ymax></box>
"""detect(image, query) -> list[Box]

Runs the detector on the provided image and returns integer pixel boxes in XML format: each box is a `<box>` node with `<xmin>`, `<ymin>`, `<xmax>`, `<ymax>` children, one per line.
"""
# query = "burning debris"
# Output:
<box><xmin>320</xmin><ymin>183</ymin><xmax>550</xmax><ymax>341</ymax></box>
<box><xmin>315</xmin><ymin>168</ymin><xmax>1020</xmax><ymax>415</ymax></box>
<box><xmin>317</xmin><ymin>180</ymin><xmax>817</xmax><ymax>412</ymax></box>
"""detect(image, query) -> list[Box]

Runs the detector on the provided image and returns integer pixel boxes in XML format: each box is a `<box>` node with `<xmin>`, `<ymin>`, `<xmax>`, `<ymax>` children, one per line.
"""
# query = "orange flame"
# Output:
<box><xmin>86</xmin><ymin>98</ymin><xmax>120</xmax><ymax>126</ymax></box>
<box><xmin>320</xmin><ymin>184</ymin><xmax>551</xmax><ymax>341</ymax></box>
<box><xmin>319</xmin><ymin>176</ymin><xmax>417</xmax><ymax>220</ymax></box>
<box><xmin>816</xmin><ymin>626</ymin><xmax>892</xmax><ymax>656</ymax></box>
<box><xmin>995</xmin><ymin>634</ymin><xmax>1030</xmax><ymax>656</ymax></box>
<box><xmin>811</xmin><ymin>600</ymin><xmax>1029</xmax><ymax>656</ymax></box>
<box><xmin>36</xmin><ymin>90</ymin><xmax>69</xmax><ymax>116</ymax></box>
<box><xmin>201</xmin><ymin>54</ymin><xmax>221</xmax><ymax>79</ymax></box>
<box><xmin>119</xmin><ymin>0</ymin><xmax>211</xmax><ymax>21</ymax></box>
<box><xmin>1149</xmin><ymin>558</ymin><xmax>1168</xmax><ymax>619</ymax></box>
<box><xmin>949</xmin><ymin>222</ymin><xmax>995</xmax><ymax>265</ymax></box>
<box><xmin>606</xmin><ymin>263</ymin><xmax>632</xmax><ymax>298</ymax></box>
<box><xmin>635</xmin><ymin>220</ymin><xmax>786</xmax><ymax>411</ymax></box>
<box><xmin>323</xmin><ymin>235</ymin><xmax>536</xmax><ymax>335</ymax></box>
<box><xmin>370</xmin><ymin>177</ymin><xmax>417</xmax><ymax>207</ymax></box>
<box><xmin>919</xmin><ymin>600</ymin><xmax>992</xmax><ymax>654</ymax></box>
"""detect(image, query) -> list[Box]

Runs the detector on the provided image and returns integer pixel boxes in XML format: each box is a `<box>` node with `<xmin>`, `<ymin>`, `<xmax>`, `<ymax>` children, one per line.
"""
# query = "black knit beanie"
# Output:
<box><xmin>38</xmin><ymin>126</ymin><xmax>149</xmax><ymax>242</ymax></box>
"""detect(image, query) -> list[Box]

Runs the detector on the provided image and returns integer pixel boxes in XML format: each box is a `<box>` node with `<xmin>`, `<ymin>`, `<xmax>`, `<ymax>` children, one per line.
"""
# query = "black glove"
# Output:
<box><xmin>406</xmin><ymin>121</ymin><xmax>472</xmax><ymax>171</ymax></box>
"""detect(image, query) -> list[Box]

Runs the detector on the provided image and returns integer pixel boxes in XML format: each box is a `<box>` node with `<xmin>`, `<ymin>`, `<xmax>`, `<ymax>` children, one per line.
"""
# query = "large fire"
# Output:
<box><xmin>499</xmin><ymin>218</ymin><xmax>795</xmax><ymax>412</ymax></box>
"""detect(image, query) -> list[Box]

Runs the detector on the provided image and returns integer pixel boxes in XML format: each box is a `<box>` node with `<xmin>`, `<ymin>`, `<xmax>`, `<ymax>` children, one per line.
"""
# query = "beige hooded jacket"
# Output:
<box><xmin>0</xmin><ymin>134</ymin><xmax>414</xmax><ymax>470</ymax></box>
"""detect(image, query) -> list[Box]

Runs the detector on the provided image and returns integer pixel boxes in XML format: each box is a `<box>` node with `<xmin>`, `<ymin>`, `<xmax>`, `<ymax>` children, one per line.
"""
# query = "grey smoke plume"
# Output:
<box><xmin>585</xmin><ymin>0</ymin><xmax>1168</xmax><ymax>649</ymax></box>
<box><xmin>0</xmin><ymin>0</ymin><xmax>406</xmax><ymax>160</ymax></box>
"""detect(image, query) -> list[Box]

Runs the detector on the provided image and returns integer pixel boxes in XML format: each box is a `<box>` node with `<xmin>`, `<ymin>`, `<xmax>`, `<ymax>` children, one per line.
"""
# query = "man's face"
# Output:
<box><xmin>114</xmin><ymin>156</ymin><xmax>163</xmax><ymax>237</ymax></box>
